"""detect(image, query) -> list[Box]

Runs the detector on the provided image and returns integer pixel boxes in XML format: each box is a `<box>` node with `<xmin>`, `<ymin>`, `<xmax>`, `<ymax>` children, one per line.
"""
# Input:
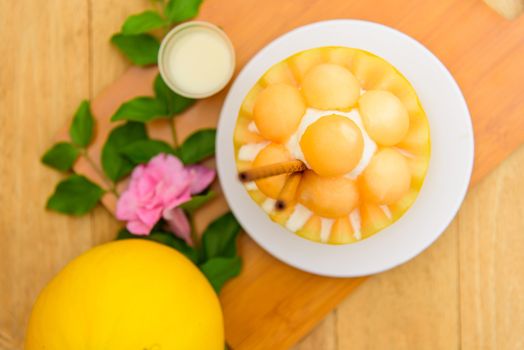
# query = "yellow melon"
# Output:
<box><xmin>25</xmin><ymin>240</ymin><xmax>223</xmax><ymax>350</ymax></box>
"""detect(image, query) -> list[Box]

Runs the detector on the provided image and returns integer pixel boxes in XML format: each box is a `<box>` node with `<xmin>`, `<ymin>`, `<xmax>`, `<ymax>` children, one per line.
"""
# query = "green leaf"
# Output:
<box><xmin>202</xmin><ymin>212</ymin><xmax>241</xmax><ymax>260</ymax></box>
<box><xmin>111</xmin><ymin>33</ymin><xmax>160</xmax><ymax>66</ymax></box>
<box><xmin>179</xmin><ymin>128</ymin><xmax>216</xmax><ymax>164</ymax></box>
<box><xmin>179</xmin><ymin>191</ymin><xmax>216</xmax><ymax>214</ymax></box>
<box><xmin>120</xmin><ymin>139</ymin><xmax>176</xmax><ymax>164</ymax></box>
<box><xmin>149</xmin><ymin>232</ymin><xmax>199</xmax><ymax>263</ymax></box>
<box><xmin>153</xmin><ymin>74</ymin><xmax>195</xmax><ymax>115</ymax></box>
<box><xmin>111</xmin><ymin>97</ymin><xmax>167</xmax><ymax>122</ymax></box>
<box><xmin>41</xmin><ymin>142</ymin><xmax>80</xmax><ymax>172</ymax></box>
<box><xmin>69</xmin><ymin>100</ymin><xmax>94</xmax><ymax>147</ymax></box>
<box><xmin>101</xmin><ymin>122</ymin><xmax>148</xmax><ymax>182</ymax></box>
<box><xmin>46</xmin><ymin>175</ymin><xmax>105</xmax><ymax>215</ymax></box>
<box><xmin>165</xmin><ymin>0</ymin><xmax>204</xmax><ymax>23</ymax></box>
<box><xmin>200</xmin><ymin>256</ymin><xmax>241</xmax><ymax>293</ymax></box>
<box><xmin>121</xmin><ymin>11</ymin><xmax>168</xmax><ymax>35</ymax></box>
<box><xmin>116</xmin><ymin>228</ymin><xmax>135</xmax><ymax>240</ymax></box>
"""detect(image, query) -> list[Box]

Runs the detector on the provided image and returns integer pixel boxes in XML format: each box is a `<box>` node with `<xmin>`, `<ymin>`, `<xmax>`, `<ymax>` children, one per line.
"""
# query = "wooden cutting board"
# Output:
<box><xmin>59</xmin><ymin>0</ymin><xmax>524</xmax><ymax>348</ymax></box>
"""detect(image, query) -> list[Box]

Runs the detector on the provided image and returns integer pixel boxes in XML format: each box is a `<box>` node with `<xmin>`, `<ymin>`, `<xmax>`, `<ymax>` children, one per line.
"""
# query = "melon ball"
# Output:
<box><xmin>301</xmin><ymin>63</ymin><xmax>360</xmax><ymax>110</ymax></box>
<box><xmin>297</xmin><ymin>170</ymin><xmax>359</xmax><ymax>218</ymax></box>
<box><xmin>300</xmin><ymin>114</ymin><xmax>364</xmax><ymax>177</ymax></box>
<box><xmin>253</xmin><ymin>83</ymin><xmax>306</xmax><ymax>143</ymax></box>
<box><xmin>253</xmin><ymin>143</ymin><xmax>293</xmax><ymax>198</ymax></box>
<box><xmin>359</xmin><ymin>90</ymin><xmax>409</xmax><ymax>146</ymax></box>
<box><xmin>362</xmin><ymin>148</ymin><xmax>411</xmax><ymax>204</ymax></box>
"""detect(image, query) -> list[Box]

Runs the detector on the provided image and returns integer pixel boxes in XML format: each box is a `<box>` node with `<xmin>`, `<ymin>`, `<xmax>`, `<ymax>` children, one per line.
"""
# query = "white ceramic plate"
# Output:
<box><xmin>216</xmin><ymin>20</ymin><xmax>474</xmax><ymax>277</ymax></box>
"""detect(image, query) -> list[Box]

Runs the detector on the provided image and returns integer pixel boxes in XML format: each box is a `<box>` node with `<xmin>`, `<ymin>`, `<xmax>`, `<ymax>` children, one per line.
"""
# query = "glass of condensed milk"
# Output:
<box><xmin>158</xmin><ymin>21</ymin><xmax>236</xmax><ymax>99</ymax></box>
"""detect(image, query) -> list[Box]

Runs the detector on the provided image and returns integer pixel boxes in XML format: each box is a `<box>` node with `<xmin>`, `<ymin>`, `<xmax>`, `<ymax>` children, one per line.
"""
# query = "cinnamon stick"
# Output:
<box><xmin>275</xmin><ymin>172</ymin><xmax>302</xmax><ymax>211</ymax></box>
<box><xmin>238</xmin><ymin>160</ymin><xmax>306</xmax><ymax>182</ymax></box>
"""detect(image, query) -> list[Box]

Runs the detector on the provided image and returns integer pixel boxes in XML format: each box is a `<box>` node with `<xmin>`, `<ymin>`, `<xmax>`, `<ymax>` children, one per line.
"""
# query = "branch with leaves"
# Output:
<box><xmin>111</xmin><ymin>0</ymin><xmax>204</xmax><ymax>66</ymax></box>
<box><xmin>41</xmin><ymin>0</ymin><xmax>242</xmax><ymax>296</ymax></box>
<box><xmin>42</xmin><ymin>101</ymin><xmax>108</xmax><ymax>213</ymax></box>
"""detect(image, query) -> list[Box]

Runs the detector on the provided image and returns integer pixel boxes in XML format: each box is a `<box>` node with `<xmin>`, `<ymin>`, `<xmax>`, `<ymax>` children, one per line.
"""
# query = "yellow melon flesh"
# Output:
<box><xmin>289</xmin><ymin>49</ymin><xmax>326</xmax><ymax>82</ymax></box>
<box><xmin>261</xmin><ymin>61</ymin><xmax>297</xmax><ymax>86</ymax></box>
<box><xmin>233</xmin><ymin>113</ymin><xmax>265</xmax><ymax>146</ymax></box>
<box><xmin>297</xmin><ymin>215</ymin><xmax>322</xmax><ymax>241</ymax></box>
<box><xmin>302</xmin><ymin>63</ymin><xmax>361</xmax><ymax>110</ymax></box>
<box><xmin>270</xmin><ymin>204</ymin><xmax>295</xmax><ymax>225</ymax></box>
<box><xmin>397</xmin><ymin>113</ymin><xmax>430</xmax><ymax>156</ymax></box>
<box><xmin>297</xmin><ymin>170</ymin><xmax>359</xmax><ymax>218</ymax></box>
<box><xmin>329</xmin><ymin>217</ymin><xmax>356</xmax><ymax>244</ymax></box>
<box><xmin>381</xmin><ymin>74</ymin><xmax>420</xmax><ymax>115</ymax></box>
<box><xmin>300</xmin><ymin>115</ymin><xmax>364</xmax><ymax>177</ymax></box>
<box><xmin>360</xmin><ymin>202</ymin><xmax>392</xmax><ymax>238</ymax></box>
<box><xmin>253</xmin><ymin>84</ymin><xmax>306</xmax><ymax>143</ymax></box>
<box><xmin>389</xmin><ymin>188</ymin><xmax>419</xmax><ymax>219</ymax></box>
<box><xmin>406</xmin><ymin>155</ymin><xmax>429</xmax><ymax>189</ymax></box>
<box><xmin>240</xmin><ymin>84</ymin><xmax>263</xmax><ymax>115</ymax></box>
<box><xmin>247</xmin><ymin>189</ymin><xmax>266</xmax><ymax>205</ymax></box>
<box><xmin>362</xmin><ymin>148</ymin><xmax>411</xmax><ymax>205</ymax></box>
<box><xmin>359</xmin><ymin>90</ymin><xmax>410</xmax><ymax>146</ymax></box>
<box><xmin>253</xmin><ymin>143</ymin><xmax>293</xmax><ymax>198</ymax></box>
<box><xmin>236</xmin><ymin>160</ymin><xmax>252</xmax><ymax>172</ymax></box>
<box><xmin>326</xmin><ymin>47</ymin><xmax>356</xmax><ymax>68</ymax></box>
<box><xmin>350</xmin><ymin>51</ymin><xmax>394</xmax><ymax>90</ymax></box>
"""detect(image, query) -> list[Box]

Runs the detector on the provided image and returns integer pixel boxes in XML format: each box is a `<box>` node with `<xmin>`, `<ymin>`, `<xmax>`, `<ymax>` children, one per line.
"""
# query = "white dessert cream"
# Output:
<box><xmin>158</xmin><ymin>22</ymin><xmax>235</xmax><ymax>98</ymax></box>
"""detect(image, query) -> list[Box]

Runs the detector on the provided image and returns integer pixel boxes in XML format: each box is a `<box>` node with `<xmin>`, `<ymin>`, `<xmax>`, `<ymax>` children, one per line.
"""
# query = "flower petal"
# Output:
<box><xmin>163</xmin><ymin>207</ymin><xmax>192</xmax><ymax>246</ymax></box>
<box><xmin>116</xmin><ymin>153</ymin><xmax>201</xmax><ymax>240</ymax></box>
<box><xmin>136</xmin><ymin>205</ymin><xmax>163</xmax><ymax>228</ymax></box>
<box><xmin>130</xmin><ymin>163</ymin><xmax>146</xmax><ymax>181</ymax></box>
<box><xmin>163</xmin><ymin>189</ymin><xmax>191</xmax><ymax>213</ymax></box>
<box><xmin>127</xmin><ymin>220</ymin><xmax>151</xmax><ymax>235</ymax></box>
<box><xmin>150</xmin><ymin>153</ymin><xmax>184</xmax><ymax>175</ymax></box>
<box><xmin>186</xmin><ymin>165</ymin><xmax>216</xmax><ymax>194</ymax></box>
<box><xmin>137</xmin><ymin>172</ymin><xmax>156</xmax><ymax>202</ymax></box>
<box><xmin>151</xmin><ymin>154</ymin><xmax>192</xmax><ymax>204</ymax></box>
<box><xmin>116</xmin><ymin>190</ymin><xmax>139</xmax><ymax>221</ymax></box>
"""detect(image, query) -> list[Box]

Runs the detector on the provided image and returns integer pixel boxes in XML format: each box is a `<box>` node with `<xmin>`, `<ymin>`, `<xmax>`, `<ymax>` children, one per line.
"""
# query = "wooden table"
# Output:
<box><xmin>1</xmin><ymin>0</ymin><xmax>523</xmax><ymax>349</ymax></box>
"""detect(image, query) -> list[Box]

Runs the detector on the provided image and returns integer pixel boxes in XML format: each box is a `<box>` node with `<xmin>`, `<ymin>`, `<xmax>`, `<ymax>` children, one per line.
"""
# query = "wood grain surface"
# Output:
<box><xmin>484</xmin><ymin>0</ymin><xmax>524</xmax><ymax>19</ymax></box>
<box><xmin>1</xmin><ymin>0</ymin><xmax>524</xmax><ymax>349</ymax></box>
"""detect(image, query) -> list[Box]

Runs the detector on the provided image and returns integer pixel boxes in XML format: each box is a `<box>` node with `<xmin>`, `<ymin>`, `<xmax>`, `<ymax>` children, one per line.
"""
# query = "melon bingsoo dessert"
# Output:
<box><xmin>234</xmin><ymin>47</ymin><xmax>431</xmax><ymax>244</ymax></box>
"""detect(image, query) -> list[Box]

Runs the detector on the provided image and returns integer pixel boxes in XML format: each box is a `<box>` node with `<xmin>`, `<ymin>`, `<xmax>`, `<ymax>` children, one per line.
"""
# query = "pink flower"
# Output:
<box><xmin>116</xmin><ymin>153</ymin><xmax>215</xmax><ymax>244</ymax></box>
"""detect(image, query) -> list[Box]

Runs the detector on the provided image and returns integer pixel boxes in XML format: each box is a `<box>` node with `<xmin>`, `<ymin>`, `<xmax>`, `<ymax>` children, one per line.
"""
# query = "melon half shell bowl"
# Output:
<box><xmin>234</xmin><ymin>47</ymin><xmax>431</xmax><ymax>245</ymax></box>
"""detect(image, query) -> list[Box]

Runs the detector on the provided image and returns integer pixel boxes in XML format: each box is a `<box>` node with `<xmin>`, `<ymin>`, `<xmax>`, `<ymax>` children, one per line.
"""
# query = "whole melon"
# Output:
<box><xmin>25</xmin><ymin>239</ymin><xmax>224</xmax><ymax>350</ymax></box>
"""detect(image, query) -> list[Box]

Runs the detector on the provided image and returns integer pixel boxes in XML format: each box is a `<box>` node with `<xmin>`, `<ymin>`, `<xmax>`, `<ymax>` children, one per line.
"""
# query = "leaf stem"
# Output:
<box><xmin>188</xmin><ymin>212</ymin><xmax>199</xmax><ymax>247</ymax></box>
<box><xmin>170</xmin><ymin>118</ymin><xmax>179</xmax><ymax>148</ymax></box>
<box><xmin>82</xmin><ymin>150</ymin><xmax>119</xmax><ymax>196</ymax></box>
